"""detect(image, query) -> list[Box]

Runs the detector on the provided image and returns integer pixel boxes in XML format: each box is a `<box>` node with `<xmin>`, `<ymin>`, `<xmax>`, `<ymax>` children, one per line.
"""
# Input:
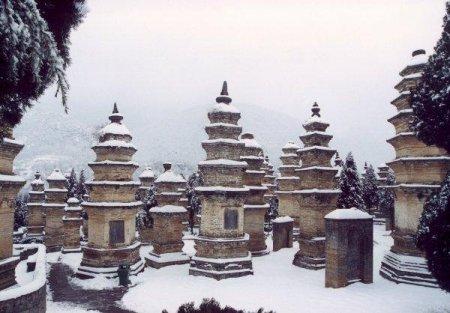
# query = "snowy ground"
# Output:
<box><xmin>46</xmin><ymin>225</ymin><xmax>450</xmax><ymax>313</ymax></box>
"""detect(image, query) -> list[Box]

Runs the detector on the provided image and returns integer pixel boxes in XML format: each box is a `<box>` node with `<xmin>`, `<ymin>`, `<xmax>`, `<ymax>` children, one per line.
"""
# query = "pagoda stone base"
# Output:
<box><xmin>139</xmin><ymin>227</ymin><xmax>154</xmax><ymax>246</ymax></box>
<box><xmin>145</xmin><ymin>251</ymin><xmax>190</xmax><ymax>269</ymax></box>
<box><xmin>293</xmin><ymin>237</ymin><xmax>325</xmax><ymax>270</ymax></box>
<box><xmin>77</xmin><ymin>242</ymin><xmax>144</xmax><ymax>278</ymax></box>
<box><xmin>189</xmin><ymin>236</ymin><xmax>253</xmax><ymax>280</ymax></box>
<box><xmin>0</xmin><ymin>256</ymin><xmax>19</xmax><ymax>290</ymax></box>
<box><xmin>380</xmin><ymin>231</ymin><xmax>437</xmax><ymax>287</ymax></box>
<box><xmin>61</xmin><ymin>247</ymin><xmax>82</xmax><ymax>254</ymax></box>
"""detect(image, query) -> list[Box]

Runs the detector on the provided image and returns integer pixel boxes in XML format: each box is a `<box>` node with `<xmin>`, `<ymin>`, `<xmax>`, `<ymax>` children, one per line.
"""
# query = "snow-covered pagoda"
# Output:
<box><xmin>376</xmin><ymin>163</ymin><xmax>390</xmax><ymax>186</ymax></box>
<box><xmin>240</xmin><ymin>132</ymin><xmax>269</xmax><ymax>256</ymax></box>
<box><xmin>145</xmin><ymin>162</ymin><xmax>189</xmax><ymax>268</ymax></box>
<box><xmin>276</xmin><ymin>141</ymin><xmax>301</xmax><ymax>227</ymax></box>
<box><xmin>77</xmin><ymin>103</ymin><xmax>144</xmax><ymax>278</ymax></box>
<box><xmin>189</xmin><ymin>81</ymin><xmax>253</xmax><ymax>279</ymax></box>
<box><xmin>44</xmin><ymin>168</ymin><xmax>68</xmax><ymax>252</ymax></box>
<box><xmin>293</xmin><ymin>102</ymin><xmax>340</xmax><ymax>269</ymax></box>
<box><xmin>138</xmin><ymin>166</ymin><xmax>155</xmax><ymax>200</ymax></box>
<box><xmin>261</xmin><ymin>156</ymin><xmax>277</xmax><ymax>202</ymax></box>
<box><xmin>380</xmin><ymin>50</ymin><xmax>450</xmax><ymax>287</ymax></box>
<box><xmin>62</xmin><ymin>197</ymin><xmax>83</xmax><ymax>253</ymax></box>
<box><xmin>0</xmin><ymin>131</ymin><xmax>25</xmax><ymax>290</ymax></box>
<box><xmin>27</xmin><ymin>171</ymin><xmax>46</xmax><ymax>239</ymax></box>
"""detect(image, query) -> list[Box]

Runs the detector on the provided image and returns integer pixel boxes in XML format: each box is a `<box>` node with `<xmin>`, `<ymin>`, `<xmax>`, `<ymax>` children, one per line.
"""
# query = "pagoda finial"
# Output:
<box><xmin>109</xmin><ymin>102</ymin><xmax>123</xmax><ymax>123</ymax></box>
<box><xmin>216</xmin><ymin>81</ymin><xmax>232</xmax><ymax>104</ymax></box>
<box><xmin>412</xmin><ymin>49</ymin><xmax>426</xmax><ymax>57</ymax></box>
<box><xmin>311</xmin><ymin>102</ymin><xmax>321</xmax><ymax>117</ymax></box>
<box><xmin>34</xmin><ymin>170</ymin><xmax>41</xmax><ymax>180</ymax></box>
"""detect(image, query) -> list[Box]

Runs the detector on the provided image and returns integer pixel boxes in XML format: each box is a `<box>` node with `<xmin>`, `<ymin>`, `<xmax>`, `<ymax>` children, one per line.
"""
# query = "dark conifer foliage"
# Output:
<box><xmin>337</xmin><ymin>152</ymin><xmax>365</xmax><ymax>211</ymax></box>
<box><xmin>411</xmin><ymin>3</ymin><xmax>450</xmax><ymax>153</ymax></box>
<box><xmin>67</xmin><ymin>168</ymin><xmax>78</xmax><ymax>198</ymax></box>
<box><xmin>75</xmin><ymin>169</ymin><xmax>87</xmax><ymax>200</ymax></box>
<box><xmin>362</xmin><ymin>163</ymin><xmax>379</xmax><ymax>214</ymax></box>
<box><xmin>186</xmin><ymin>172</ymin><xmax>204</xmax><ymax>234</ymax></box>
<box><xmin>174</xmin><ymin>298</ymin><xmax>274</xmax><ymax>313</ymax></box>
<box><xmin>377</xmin><ymin>169</ymin><xmax>396</xmax><ymax>224</ymax></box>
<box><xmin>416</xmin><ymin>171</ymin><xmax>450</xmax><ymax>292</ymax></box>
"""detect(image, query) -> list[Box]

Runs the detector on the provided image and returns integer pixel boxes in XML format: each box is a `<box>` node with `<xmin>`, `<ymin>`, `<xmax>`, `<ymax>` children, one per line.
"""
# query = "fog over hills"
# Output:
<box><xmin>14</xmin><ymin>101</ymin><xmax>304</xmax><ymax>180</ymax></box>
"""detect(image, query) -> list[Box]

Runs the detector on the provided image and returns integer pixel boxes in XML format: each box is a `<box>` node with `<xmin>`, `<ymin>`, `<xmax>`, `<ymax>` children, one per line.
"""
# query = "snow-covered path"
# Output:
<box><xmin>48</xmin><ymin>225</ymin><xmax>450</xmax><ymax>313</ymax></box>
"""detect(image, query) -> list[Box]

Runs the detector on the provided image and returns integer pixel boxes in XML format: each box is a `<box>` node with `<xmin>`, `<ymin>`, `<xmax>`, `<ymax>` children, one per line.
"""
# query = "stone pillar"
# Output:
<box><xmin>0</xmin><ymin>134</ymin><xmax>25</xmax><ymax>290</ymax></box>
<box><xmin>138</xmin><ymin>166</ymin><xmax>155</xmax><ymax>245</ymax></box>
<box><xmin>272</xmin><ymin>216</ymin><xmax>293</xmax><ymax>252</ymax></box>
<box><xmin>189</xmin><ymin>81</ymin><xmax>253</xmax><ymax>280</ymax></box>
<box><xmin>77</xmin><ymin>103</ymin><xmax>144</xmax><ymax>278</ymax></box>
<box><xmin>44</xmin><ymin>169</ymin><xmax>67</xmax><ymax>252</ymax></box>
<box><xmin>27</xmin><ymin>171</ymin><xmax>46</xmax><ymax>240</ymax></box>
<box><xmin>240</xmin><ymin>133</ymin><xmax>269</xmax><ymax>256</ymax></box>
<box><xmin>293</xmin><ymin>102</ymin><xmax>340</xmax><ymax>270</ymax></box>
<box><xmin>62</xmin><ymin>197</ymin><xmax>83</xmax><ymax>253</ymax></box>
<box><xmin>380</xmin><ymin>50</ymin><xmax>450</xmax><ymax>287</ymax></box>
<box><xmin>145</xmin><ymin>162</ymin><xmax>189</xmax><ymax>268</ymax></box>
<box><xmin>325</xmin><ymin>208</ymin><xmax>373</xmax><ymax>288</ymax></box>
<box><xmin>276</xmin><ymin>141</ymin><xmax>301</xmax><ymax>231</ymax></box>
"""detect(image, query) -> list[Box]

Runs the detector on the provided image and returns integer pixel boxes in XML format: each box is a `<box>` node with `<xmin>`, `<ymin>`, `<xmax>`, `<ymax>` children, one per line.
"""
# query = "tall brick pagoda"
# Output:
<box><xmin>77</xmin><ymin>103</ymin><xmax>144</xmax><ymax>278</ymax></box>
<box><xmin>380</xmin><ymin>50</ymin><xmax>450</xmax><ymax>287</ymax></box>
<box><xmin>240</xmin><ymin>133</ymin><xmax>269</xmax><ymax>256</ymax></box>
<box><xmin>44</xmin><ymin>168</ymin><xmax>68</xmax><ymax>252</ymax></box>
<box><xmin>145</xmin><ymin>162</ymin><xmax>189</xmax><ymax>268</ymax></box>
<box><xmin>276</xmin><ymin>141</ymin><xmax>300</xmax><ymax>226</ymax></box>
<box><xmin>0</xmin><ymin>131</ymin><xmax>25</xmax><ymax>290</ymax></box>
<box><xmin>138</xmin><ymin>166</ymin><xmax>155</xmax><ymax>200</ymax></box>
<box><xmin>27</xmin><ymin>171</ymin><xmax>46</xmax><ymax>239</ymax></box>
<box><xmin>262</xmin><ymin>156</ymin><xmax>277</xmax><ymax>202</ymax></box>
<box><xmin>62</xmin><ymin>197</ymin><xmax>83</xmax><ymax>253</ymax></box>
<box><xmin>189</xmin><ymin>81</ymin><xmax>253</xmax><ymax>279</ymax></box>
<box><xmin>293</xmin><ymin>102</ymin><xmax>340</xmax><ymax>269</ymax></box>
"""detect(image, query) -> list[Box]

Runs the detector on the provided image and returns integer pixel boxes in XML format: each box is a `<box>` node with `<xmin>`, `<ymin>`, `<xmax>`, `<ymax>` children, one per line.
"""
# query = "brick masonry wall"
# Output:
<box><xmin>0</xmin><ymin>284</ymin><xmax>46</xmax><ymax>313</ymax></box>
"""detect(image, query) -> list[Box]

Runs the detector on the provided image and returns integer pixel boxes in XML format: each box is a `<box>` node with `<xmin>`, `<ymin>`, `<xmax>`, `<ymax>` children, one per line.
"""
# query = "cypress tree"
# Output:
<box><xmin>337</xmin><ymin>152</ymin><xmax>365</xmax><ymax>210</ymax></box>
<box><xmin>66</xmin><ymin>168</ymin><xmax>78</xmax><ymax>198</ymax></box>
<box><xmin>416</xmin><ymin>172</ymin><xmax>450</xmax><ymax>292</ymax></box>
<box><xmin>411</xmin><ymin>3</ymin><xmax>450</xmax><ymax>153</ymax></box>
<box><xmin>362</xmin><ymin>163</ymin><xmax>379</xmax><ymax>214</ymax></box>
<box><xmin>75</xmin><ymin>169</ymin><xmax>87</xmax><ymax>200</ymax></box>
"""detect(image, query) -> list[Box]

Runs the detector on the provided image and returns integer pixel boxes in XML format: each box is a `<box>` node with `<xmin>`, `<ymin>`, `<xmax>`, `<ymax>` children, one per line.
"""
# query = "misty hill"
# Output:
<box><xmin>14</xmin><ymin>103</ymin><xmax>301</xmax><ymax>180</ymax></box>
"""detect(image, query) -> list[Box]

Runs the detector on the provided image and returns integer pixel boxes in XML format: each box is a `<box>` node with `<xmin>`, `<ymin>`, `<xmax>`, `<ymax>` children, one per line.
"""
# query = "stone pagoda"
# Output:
<box><xmin>377</xmin><ymin>163</ymin><xmax>390</xmax><ymax>186</ymax></box>
<box><xmin>44</xmin><ymin>168</ymin><xmax>68</xmax><ymax>252</ymax></box>
<box><xmin>380</xmin><ymin>50</ymin><xmax>450</xmax><ymax>287</ymax></box>
<box><xmin>145</xmin><ymin>162</ymin><xmax>189</xmax><ymax>268</ymax></box>
<box><xmin>240</xmin><ymin>132</ymin><xmax>269</xmax><ymax>256</ymax></box>
<box><xmin>262</xmin><ymin>156</ymin><xmax>277</xmax><ymax>203</ymax></box>
<box><xmin>62</xmin><ymin>197</ymin><xmax>83</xmax><ymax>253</ymax></box>
<box><xmin>293</xmin><ymin>102</ymin><xmax>340</xmax><ymax>269</ymax></box>
<box><xmin>77</xmin><ymin>103</ymin><xmax>144</xmax><ymax>278</ymax></box>
<box><xmin>138</xmin><ymin>166</ymin><xmax>155</xmax><ymax>200</ymax></box>
<box><xmin>333</xmin><ymin>152</ymin><xmax>343</xmax><ymax>187</ymax></box>
<box><xmin>0</xmin><ymin>132</ymin><xmax>25</xmax><ymax>290</ymax></box>
<box><xmin>276</xmin><ymin>141</ymin><xmax>300</xmax><ymax>226</ymax></box>
<box><xmin>189</xmin><ymin>81</ymin><xmax>253</xmax><ymax>280</ymax></box>
<box><xmin>27</xmin><ymin>171</ymin><xmax>46</xmax><ymax>239</ymax></box>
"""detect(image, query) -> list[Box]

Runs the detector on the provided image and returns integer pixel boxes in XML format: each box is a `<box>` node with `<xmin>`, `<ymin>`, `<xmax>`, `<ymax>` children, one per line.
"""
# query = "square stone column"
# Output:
<box><xmin>324</xmin><ymin>208</ymin><xmax>373</xmax><ymax>288</ymax></box>
<box><xmin>272</xmin><ymin>216</ymin><xmax>293</xmax><ymax>252</ymax></box>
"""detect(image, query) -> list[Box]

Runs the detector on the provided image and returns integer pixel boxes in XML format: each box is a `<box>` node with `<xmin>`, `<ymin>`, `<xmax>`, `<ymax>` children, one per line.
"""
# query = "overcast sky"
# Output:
<box><xmin>35</xmin><ymin>0</ymin><xmax>447</xmax><ymax>169</ymax></box>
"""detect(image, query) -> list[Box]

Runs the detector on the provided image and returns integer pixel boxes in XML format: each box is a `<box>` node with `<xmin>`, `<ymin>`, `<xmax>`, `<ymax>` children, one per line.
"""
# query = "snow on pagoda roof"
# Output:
<box><xmin>273</xmin><ymin>216</ymin><xmax>294</xmax><ymax>223</ymax></box>
<box><xmin>155</xmin><ymin>170</ymin><xmax>186</xmax><ymax>183</ymax></box>
<box><xmin>0</xmin><ymin>174</ymin><xmax>25</xmax><ymax>183</ymax></box>
<box><xmin>207</xmin><ymin>122</ymin><xmax>241</xmax><ymax>128</ymax></box>
<box><xmin>47</xmin><ymin>169</ymin><xmax>66</xmax><ymax>181</ymax></box>
<box><xmin>139</xmin><ymin>167</ymin><xmax>155</xmax><ymax>178</ymax></box>
<box><xmin>325</xmin><ymin>207</ymin><xmax>372</xmax><ymax>220</ymax></box>
<box><xmin>408</xmin><ymin>51</ymin><xmax>428</xmax><ymax>66</ymax></box>
<box><xmin>199</xmin><ymin>159</ymin><xmax>247</xmax><ymax>167</ymax></box>
<box><xmin>241</xmin><ymin>137</ymin><xmax>262</xmax><ymax>149</ymax></box>
<box><xmin>303</xmin><ymin>115</ymin><xmax>329</xmax><ymax>127</ymax></box>
<box><xmin>150</xmin><ymin>205</ymin><xmax>187</xmax><ymax>214</ymax></box>
<box><xmin>67</xmin><ymin>197</ymin><xmax>80</xmax><ymax>204</ymax></box>
<box><xmin>283</xmin><ymin>141</ymin><xmax>300</xmax><ymax>150</ymax></box>
<box><xmin>209</xmin><ymin>102</ymin><xmax>240</xmax><ymax>114</ymax></box>
<box><xmin>99</xmin><ymin>122</ymin><xmax>131</xmax><ymax>137</ymax></box>
<box><xmin>95</xmin><ymin>140</ymin><xmax>136</xmax><ymax>149</ymax></box>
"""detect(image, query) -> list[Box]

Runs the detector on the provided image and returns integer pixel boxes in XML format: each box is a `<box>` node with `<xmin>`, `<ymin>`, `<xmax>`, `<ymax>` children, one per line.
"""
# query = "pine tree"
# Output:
<box><xmin>362</xmin><ymin>163</ymin><xmax>379</xmax><ymax>214</ymax></box>
<box><xmin>411</xmin><ymin>3</ymin><xmax>450</xmax><ymax>153</ymax></box>
<box><xmin>75</xmin><ymin>169</ymin><xmax>87</xmax><ymax>200</ymax></box>
<box><xmin>186</xmin><ymin>172</ymin><xmax>204</xmax><ymax>234</ymax></box>
<box><xmin>66</xmin><ymin>168</ymin><xmax>78</xmax><ymax>198</ymax></box>
<box><xmin>416</xmin><ymin>171</ymin><xmax>450</xmax><ymax>292</ymax></box>
<box><xmin>0</xmin><ymin>0</ymin><xmax>86</xmax><ymax>138</ymax></box>
<box><xmin>377</xmin><ymin>169</ymin><xmax>396</xmax><ymax>228</ymax></box>
<box><xmin>14</xmin><ymin>192</ymin><xmax>29</xmax><ymax>231</ymax></box>
<box><xmin>337</xmin><ymin>152</ymin><xmax>365</xmax><ymax>210</ymax></box>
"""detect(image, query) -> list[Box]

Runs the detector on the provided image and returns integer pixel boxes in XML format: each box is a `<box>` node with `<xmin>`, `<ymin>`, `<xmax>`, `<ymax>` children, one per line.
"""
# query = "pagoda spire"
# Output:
<box><xmin>109</xmin><ymin>102</ymin><xmax>123</xmax><ymax>123</ymax></box>
<box><xmin>216</xmin><ymin>81</ymin><xmax>232</xmax><ymax>104</ymax></box>
<box><xmin>311</xmin><ymin>102</ymin><xmax>321</xmax><ymax>117</ymax></box>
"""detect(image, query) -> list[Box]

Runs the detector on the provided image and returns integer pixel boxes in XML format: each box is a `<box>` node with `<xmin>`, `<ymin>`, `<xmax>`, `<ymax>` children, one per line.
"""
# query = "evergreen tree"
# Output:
<box><xmin>362</xmin><ymin>163</ymin><xmax>379</xmax><ymax>214</ymax></box>
<box><xmin>416</xmin><ymin>171</ymin><xmax>450</xmax><ymax>292</ymax></box>
<box><xmin>66</xmin><ymin>168</ymin><xmax>78</xmax><ymax>198</ymax></box>
<box><xmin>186</xmin><ymin>172</ymin><xmax>204</xmax><ymax>234</ymax></box>
<box><xmin>411</xmin><ymin>3</ymin><xmax>450</xmax><ymax>153</ymax></box>
<box><xmin>0</xmin><ymin>0</ymin><xmax>86</xmax><ymax>138</ymax></box>
<box><xmin>377</xmin><ymin>169</ymin><xmax>396</xmax><ymax>225</ymax></box>
<box><xmin>337</xmin><ymin>152</ymin><xmax>365</xmax><ymax>210</ymax></box>
<box><xmin>14</xmin><ymin>192</ymin><xmax>29</xmax><ymax>231</ymax></box>
<box><xmin>137</xmin><ymin>185</ymin><xmax>157</xmax><ymax>231</ymax></box>
<box><xmin>75</xmin><ymin>169</ymin><xmax>87</xmax><ymax>200</ymax></box>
